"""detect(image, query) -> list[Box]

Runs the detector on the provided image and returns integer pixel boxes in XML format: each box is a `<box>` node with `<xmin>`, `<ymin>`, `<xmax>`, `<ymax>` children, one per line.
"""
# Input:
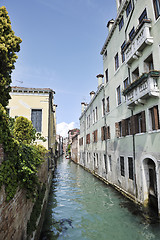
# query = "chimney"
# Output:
<box><xmin>107</xmin><ymin>19</ymin><xmax>114</xmax><ymax>32</ymax></box>
<box><xmin>96</xmin><ymin>74</ymin><xmax>104</xmax><ymax>88</ymax></box>
<box><xmin>90</xmin><ymin>91</ymin><xmax>95</xmax><ymax>100</ymax></box>
<box><xmin>81</xmin><ymin>102</ymin><xmax>86</xmax><ymax>113</ymax></box>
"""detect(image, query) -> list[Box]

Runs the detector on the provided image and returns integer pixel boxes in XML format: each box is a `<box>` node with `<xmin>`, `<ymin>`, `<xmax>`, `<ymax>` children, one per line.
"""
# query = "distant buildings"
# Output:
<box><xmin>8</xmin><ymin>86</ymin><xmax>57</xmax><ymax>155</ymax></box>
<box><xmin>71</xmin><ymin>133</ymin><xmax>79</xmax><ymax>163</ymax></box>
<box><xmin>56</xmin><ymin>134</ymin><xmax>63</xmax><ymax>157</ymax></box>
<box><xmin>79</xmin><ymin>0</ymin><xmax>160</xmax><ymax>215</ymax></box>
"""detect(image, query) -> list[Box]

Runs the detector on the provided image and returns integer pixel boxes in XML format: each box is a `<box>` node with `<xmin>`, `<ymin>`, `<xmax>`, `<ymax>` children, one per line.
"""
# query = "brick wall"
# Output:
<box><xmin>0</xmin><ymin>146</ymin><xmax>53</xmax><ymax>240</ymax></box>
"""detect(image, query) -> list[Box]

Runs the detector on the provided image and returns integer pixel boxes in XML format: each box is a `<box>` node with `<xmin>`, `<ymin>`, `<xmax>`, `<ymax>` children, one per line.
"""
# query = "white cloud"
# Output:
<box><xmin>57</xmin><ymin>122</ymin><xmax>75</xmax><ymax>138</ymax></box>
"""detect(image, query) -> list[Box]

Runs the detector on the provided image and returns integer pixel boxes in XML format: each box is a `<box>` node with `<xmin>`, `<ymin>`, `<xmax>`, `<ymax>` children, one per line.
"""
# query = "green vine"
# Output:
<box><xmin>0</xmin><ymin>104</ymin><xmax>47</xmax><ymax>201</ymax></box>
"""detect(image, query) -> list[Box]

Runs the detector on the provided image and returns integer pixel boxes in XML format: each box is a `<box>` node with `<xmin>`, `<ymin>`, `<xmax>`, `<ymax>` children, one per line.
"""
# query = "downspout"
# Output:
<box><xmin>131</xmin><ymin>109</ymin><xmax>138</xmax><ymax>198</ymax></box>
<box><xmin>103</xmin><ymin>86</ymin><xmax>108</xmax><ymax>177</ymax></box>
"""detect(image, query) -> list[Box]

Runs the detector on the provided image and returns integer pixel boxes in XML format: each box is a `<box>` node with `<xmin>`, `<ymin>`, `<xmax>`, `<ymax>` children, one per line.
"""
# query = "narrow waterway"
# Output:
<box><xmin>40</xmin><ymin>156</ymin><xmax>160</xmax><ymax>240</ymax></box>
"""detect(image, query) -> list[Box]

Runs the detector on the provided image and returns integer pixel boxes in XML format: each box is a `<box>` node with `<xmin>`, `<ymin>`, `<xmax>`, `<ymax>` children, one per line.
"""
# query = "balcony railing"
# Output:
<box><xmin>124</xmin><ymin>19</ymin><xmax>153</xmax><ymax>64</ymax></box>
<box><xmin>123</xmin><ymin>71</ymin><xmax>160</xmax><ymax>107</ymax></box>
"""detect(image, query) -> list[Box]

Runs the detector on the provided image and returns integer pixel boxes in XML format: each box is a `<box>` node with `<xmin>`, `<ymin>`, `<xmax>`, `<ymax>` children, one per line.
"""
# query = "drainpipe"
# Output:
<box><xmin>131</xmin><ymin>109</ymin><xmax>138</xmax><ymax>198</ymax></box>
<box><xmin>103</xmin><ymin>86</ymin><xmax>108</xmax><ymax>177</ymax></box>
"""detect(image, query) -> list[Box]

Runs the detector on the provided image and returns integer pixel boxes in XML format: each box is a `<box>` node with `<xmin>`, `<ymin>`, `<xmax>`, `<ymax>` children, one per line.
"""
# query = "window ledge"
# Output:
<box><xmin>148</xmin><ymin>129</ymin><xmax>160</xmax><ymax>134</ymax></box>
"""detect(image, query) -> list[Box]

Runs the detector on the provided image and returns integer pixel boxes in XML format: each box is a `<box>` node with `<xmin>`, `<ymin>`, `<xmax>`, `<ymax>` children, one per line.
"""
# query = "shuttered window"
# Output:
<box><xmin>79</xmin><ymin>137</ymin><xmax>83</xmax><ymax>146</ymax></box>
<box><xmin>150</xmin><ymin>105</ymin><xmax>160</xmax><ymax>130</ymax></box>
<box><xmin>86</xmin><ymin>134</ymin><xmax>90</xmax><ymax>144</ymax></box>
<box><xmin>93</xmin><ymin>130</ymin><xmax>98</xmax><ymax>142</ymax></box>
<box><xmin>31</xmin><ymin>109</ymin><xmax>42</xmax><ymax>132</ymax></box>
<box><xmin>106</xmin><ymin>126</ymin><xmax>110</xmax><ymax>139</ymax></box>
<box><xmin>101</xmin><ymin>126</ymin><xmax>106</xmax><ymax>141</ymax></box>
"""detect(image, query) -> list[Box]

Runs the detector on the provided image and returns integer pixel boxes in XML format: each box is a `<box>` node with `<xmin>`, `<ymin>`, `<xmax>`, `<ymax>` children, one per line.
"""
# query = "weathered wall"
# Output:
<box><xmin>0</xmin><ymin>146</ymin><xmax>53</xmax><ymax>240</ymax></box>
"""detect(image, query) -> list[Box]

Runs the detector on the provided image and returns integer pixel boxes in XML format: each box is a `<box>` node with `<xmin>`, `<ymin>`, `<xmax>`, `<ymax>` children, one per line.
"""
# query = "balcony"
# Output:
<box><xmin>123</xmin><ymin>71</ymin><xmax>160</xmax><ymax>107</ymax></box>
<box><xmin>124</xmin><ymin>19</ymin><xmax>153</xmax><ymax>64</ymax></box>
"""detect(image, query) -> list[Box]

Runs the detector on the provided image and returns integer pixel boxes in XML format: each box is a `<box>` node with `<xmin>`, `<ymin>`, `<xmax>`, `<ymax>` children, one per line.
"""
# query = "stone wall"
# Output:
<box><xmin>0</xmin><ymin>146</ymin><xmax>53</xmax><ymax>240</ymax></box>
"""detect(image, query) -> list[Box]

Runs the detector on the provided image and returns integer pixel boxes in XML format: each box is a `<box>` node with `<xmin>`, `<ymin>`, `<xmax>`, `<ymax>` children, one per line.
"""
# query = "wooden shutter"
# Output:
<box><xmin>141</xmin><ymin>111</ymin><xmax>146</xmax><ymax>132</ymax></box>
<box><xmin>121</xmin><ymin>119</ymin><xmax>126</xmax><ymax>137</ymax></box>
<box><xmin>130</xmin><ymin>115</ymin><xmax>136</xmax><ymax>135</ymax></box>
<box><xmin>31</xmin><ymin>109</ymin><xmax>42</xmax><ymax>132</ymax></box>
<box><xmin>107</xmin><ymin>126</ymin><xmax>110</xmax><ymax>139</ymax></box>
<box><xmin>101</xmin><ymin>127</ymin><xmax>104</xmax><ymax>141</ymax></box>
<box><xmin>95</xmin><ymin>130</ymin><xmax>98</xmax><ymax>142</ymax></box>
<box><xmin>153</xmin><ymin>106</ymin><xmax>159</xmax><ymax>130</ymax></box>
<box><xmin>115</xmin><ymin>122</ymin><xmax>120</xmax><ymax>137</ymax></box>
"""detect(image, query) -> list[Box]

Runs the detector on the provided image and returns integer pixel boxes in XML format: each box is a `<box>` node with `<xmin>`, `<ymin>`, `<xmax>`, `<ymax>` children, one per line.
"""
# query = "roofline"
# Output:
<box><xmin>11</xmin><ymin>86</ymin><xmax>56</xmax><ymax>94</ymax></box>
<box><xmin>100</xmin><ymin>0</ymin><xmax>130</xmax><ymax>55</ymax></box>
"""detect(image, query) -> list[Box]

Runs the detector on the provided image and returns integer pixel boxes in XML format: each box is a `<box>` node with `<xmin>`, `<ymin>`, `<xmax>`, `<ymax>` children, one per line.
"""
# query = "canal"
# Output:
<box><xmin>40</xmin><ymin>156</ymin><xmax>160</xmax><ymax>240</ymax></box>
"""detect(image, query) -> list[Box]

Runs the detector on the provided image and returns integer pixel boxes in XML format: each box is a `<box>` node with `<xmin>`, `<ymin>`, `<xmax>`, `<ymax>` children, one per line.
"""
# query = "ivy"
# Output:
<box><xmin>0</xmin><ymin>104</ymin><xmax>47</xmax><ymax>201</ymax></box>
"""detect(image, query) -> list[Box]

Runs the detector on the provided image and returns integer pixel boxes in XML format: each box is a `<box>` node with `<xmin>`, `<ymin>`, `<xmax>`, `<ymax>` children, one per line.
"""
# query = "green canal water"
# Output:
<box><xmin>40</xmin><ymin>156</ymin><xmax>160</xmax><ymax>240</ymax></box>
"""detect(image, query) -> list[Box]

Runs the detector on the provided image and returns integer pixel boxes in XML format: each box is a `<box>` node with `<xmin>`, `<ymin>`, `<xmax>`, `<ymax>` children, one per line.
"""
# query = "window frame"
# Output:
<box><xmin>120</xmin><ymin>156</ymin><xmax>125</xmax><ymax>177</ymax></box>
<box><xmin>128</xmin><ymin>157</ymin><xmax>134</xmax><ymax>180</ymax></box>
<box><xmin>115</xmin><ymin>53</ymin><xmax>119</xmax><ymax>71</ymax></box>
<box><xmin>31</xmin><ymin>109</ymin><xmax>42</xmax><ymax>132</ymax></box>
<box><xmin>117</xmin><ymin>85</ymin><xmax>121</xmax><ymax>105</ymax></box>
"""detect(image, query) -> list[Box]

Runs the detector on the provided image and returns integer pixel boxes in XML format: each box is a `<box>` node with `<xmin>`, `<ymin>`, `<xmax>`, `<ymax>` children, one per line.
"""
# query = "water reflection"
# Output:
<box><xmin>40</xmin><ymin>156</ymin><xmax>160</xmax><ymax>240</ymax></box>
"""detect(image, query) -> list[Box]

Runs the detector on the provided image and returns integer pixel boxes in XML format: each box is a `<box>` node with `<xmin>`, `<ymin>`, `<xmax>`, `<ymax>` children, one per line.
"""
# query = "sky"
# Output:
<box><xmin>0</xmin><ymin>0</ymin><xmax>116</xmax><ymax>137</ymax></box>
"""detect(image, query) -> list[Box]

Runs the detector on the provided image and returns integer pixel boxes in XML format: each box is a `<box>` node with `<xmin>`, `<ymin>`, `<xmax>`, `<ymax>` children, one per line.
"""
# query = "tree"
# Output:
<box><xmin>0</xmin><ymin>6</ymin><xmax>22</xmax><ymax>107</ymax></box>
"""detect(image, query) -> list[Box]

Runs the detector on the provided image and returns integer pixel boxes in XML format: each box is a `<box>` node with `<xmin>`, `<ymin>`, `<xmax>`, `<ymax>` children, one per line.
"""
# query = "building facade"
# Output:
<box><xmin>8</xmin><ymin>87</ymin><xmax>57</xmax><ymax>154</ymax></box>
<box><xmin>71</xmin><ymin>133</ymin><xmax>80</xmax><ymax>163</ymax></box>
<box><xmin>79</xmin><ymin>0</ymin><xmax>160</xmax><ymax>215</ymax></box>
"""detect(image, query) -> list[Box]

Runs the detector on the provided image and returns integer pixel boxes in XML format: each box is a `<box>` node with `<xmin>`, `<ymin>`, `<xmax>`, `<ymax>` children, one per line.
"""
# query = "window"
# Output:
<box><xmin>101</xmin><ymin>126</ymin><xmax>106</xmax><ymax>141</ymax></box>
<box><xmin>115</xmin><ymin>121</ymin><xmax>122</xmax><ymax>138</ymax></box>
<box><xmin>105</xmin><ymin>69</ymin><xmax>108</xmax><ymax>83</ymax></box>
<box><xmin>132</xmin><ymin>67</ymin><xmax>139</xmax><ymax>82</ymax></box>
<box><xmin>79</xmin><ymin>137</ymin><xmax>83</xmax><ymax>146</ymax></box>
<box><xmin>95</xmin><ymin>107</ymin><xmax>98</xmax><ymax>122</ymax></box>
<box><xmin>153</xmin><ymin>0</ymin><xmax>160</xmax><ymax>19</ymax></box>
<box><xmin>106</xmin><ymin>97</ymin><xmax>110</xmax><ymax>113</ymax></box>
<box><xmin>88</xmin><ymin>114</ymin><xmax>91</xmax><ymax>128</ymax></box>
<box><xmin>104</xmin><ymin>154</ymin><xmax>107</xmax><ymax>173</ymax></box>
<box><xmin>108</xmin><ymin>155</ymin><xmax>112</xmax><ymax>172</ymax></box>
<box><xmin>139</xmin><ymin>8</ymin><xmax>147</xmax><ymax>23</ymax></box>
<box><xmin>120</xmin><ymin>156</ymin><xmax>125</xmax><ymax>177</ymax></box>
<box><xmin>102</xmin><ymin>99</ymin><xmax>105</xmax><ymax>116</ymax></box>
<box><xmin>31</xmin><ymin>109</ymin><xmax>42</xmax><ymax>132</ymax></box>
<box><xmin>123</xmin><ymin>77</ymin><xmax>130</xmax><ymax>90</ymax></box>
<box><xmin>121</xmin><ymin>41</ymin><xmax>126</xmax><ymax>63</ymax></box>
<box><xmin>129</xmin><ymin>27</ymin><xmax>135</xmax><ymax>41</ymax></box>
<box><xmin>86</xmin><ymin>134</ymin><xmax>90</xmax><ymax>144</ymax></box>
<box><xmin>149</xmin><ymin>105</ymin><xmax>160</xmax><ymax>130</ymax></box>
<box><xmin>131</xmin><ymin>111</ymin><xmax>146</xmax><ymax>134</ymax></box>
<box><xmin>117</xmin><ymin>85</ymin><xmax>121</xmax><ymax>105</ymax></box>
<box><xmin>126</xmin><ymin>0</ymin><xmax>132</xmax><ymax>17</ymax></box>
<box><xmin>119</xmin><ymin>16</ymin><xmax>124</xmax><ymax>31</ymax></box>
<box><xmin>144</xmin><ymin>54</ymin><xmax>154</xmax><ymax>72</ymax></box>
<box><xmin>115</xmin><ymin>53</ymin><xmax>119</xmax><ymax>71</ymax></box>
<box><xmin>125</xmin><ymin>117</ymin><xmax>131</xmax><ymax>135</ymax></box>
<box><xmin>128</xmin><ymin>157</ymin><xmax>134</xmax><ymax>180</ymax></box>
<box><xmin>93</xmin><ymin>130</ymin><xmax>98</xmax><ymax>143</ymax></box>
<box><xmin>106</xmin><ymin>126</ymin><xmax>110</xmax><ymax>139</ymax></box>
<box><xmin>93</xmin><ymin>109</ymin><xmax>95</xmax><ymax>124</ymax></box>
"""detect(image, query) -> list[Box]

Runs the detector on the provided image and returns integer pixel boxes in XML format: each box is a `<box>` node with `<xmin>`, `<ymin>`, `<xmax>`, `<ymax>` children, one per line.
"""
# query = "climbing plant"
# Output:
<box><xmin>0</xmin><ymin>104</ymin><xmax>47</xmax><ymax>201</ymax></box>
<box><xmin>0</xmin><ymin>6</ymin><xmax>22</xmax><ymax>107</ymax></box>
<box><xmin>13</xmin><ymin>116</ymin><xmax>36</xmax><ymax>144</ymax></box>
